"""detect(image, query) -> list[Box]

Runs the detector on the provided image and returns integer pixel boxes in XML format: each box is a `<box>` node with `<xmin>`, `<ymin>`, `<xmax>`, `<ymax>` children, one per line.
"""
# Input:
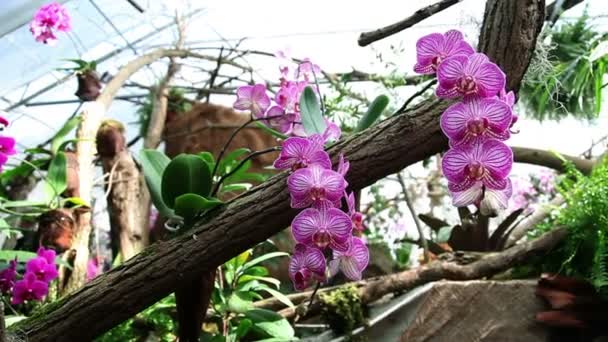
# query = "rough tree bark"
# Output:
<box><xmin>9</xmin><ymin>0</ymin><xmax>545</xmax><ymax>340</ymax></box>
<box><xmin>97</xmin><ymin>121</ymin><xmax>150</xmax><ymax>260</ymax></box>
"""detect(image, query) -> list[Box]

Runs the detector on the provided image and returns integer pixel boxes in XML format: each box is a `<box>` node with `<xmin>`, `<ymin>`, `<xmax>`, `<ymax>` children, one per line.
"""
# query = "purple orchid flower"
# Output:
<box><xmin>323</xmin><ymin>119</ymin><xmax>341</xmax><ymax>142</ymax></box>
<box><xmin>11</xmin><ymin>272</ymin><xmax>49</xmax><ymax>305</ymax></box>
<box><xmin>328</xmin><ymin>237</ymin><xmax>369</xmax><ymax>280</ymax></box>
<box><xmin>498</xmin><ymin>89</ymin><xmax>519</xmax><ymax>129</ymax></box>
<box><xmin>273</xmin><ymin>137</ymin><xmax>331</xmax><ymax>171</ymax></box>
<box><xmin>450</xmin><ymin>178</ymin><xmax>512</xmax><ymax>213</ymax></box>
<box><xmin>414</xmin><ymin>30</ymin><xmax>475</xmax><ymax>74</ymax></box>
<box><xmin>292</xmin><ymin>207</ymin><xmax>353</xmax><ymax>251</ymax></box>
<box><xmin>297</xmin><ymin>58</ymin><xmax>322</xmax><ymax>81</ymax></box>
<box><xmin>442</xmin><ymin>139</ymin><xmax>513</xmax><ymax>193</ymax></box>
<box><xmin>287</xmin><ymin>164</ymin><xmax>346</xmax><ymax>208</ymax></box>
<box><xmin>436</xmin><ymin>53</ymin><xmax>505</xmax><ymax>99</ymax></box>
<box><xmin>25</xmin><ymin>247</ymin><xmax>58</xmax><ymax>283</ymax></box>
<box><xmin>440</xmin><ymin>97</ymin><xmax>512</xmax><ymax>146</ymax></box>
<box><xmin>0</xmin><ymin>115</ymin><xmax>8</xmax><ymax>127</ymax></box>
<box><xmin>288</xmin><ymin>244</ymin><xmax>326</xmax><ymax>290</ymax></box>
<box><xmin>346</xmin><ymin>192</ymin><xmax>364</xmax><ymax>232</ymax></box>
<box><xmin>233</xmin><ymin>84</ymin><xmax>271</xmax><ymax>118</ymax></box>
<box><xmin>30</xmin><ymin>2</ymin><xmax>71</xmax><ymax>45</ymax></box>
<box><xmin>0</xmin><ymin>260</ymin><xmax>17</xmax><ymax>294</ymax></box>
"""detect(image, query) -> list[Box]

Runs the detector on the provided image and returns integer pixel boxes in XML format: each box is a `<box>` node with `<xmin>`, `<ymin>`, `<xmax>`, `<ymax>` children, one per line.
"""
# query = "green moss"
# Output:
<box><xmin>320</xmin><ymin>285</ymin><xmax>365</xmax><ymax>337</ymax></box>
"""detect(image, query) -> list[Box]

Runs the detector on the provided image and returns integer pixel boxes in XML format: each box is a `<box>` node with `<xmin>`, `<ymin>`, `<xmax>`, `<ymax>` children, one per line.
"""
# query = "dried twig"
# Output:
<box><xmin>358</xmin><ymin>0</ymin><xmax>463</xmax><ymax>47</ymax></box>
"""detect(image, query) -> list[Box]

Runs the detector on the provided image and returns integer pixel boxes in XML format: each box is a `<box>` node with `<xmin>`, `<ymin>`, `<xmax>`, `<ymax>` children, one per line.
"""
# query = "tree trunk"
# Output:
<box><xmin>9</xmin><ymin>0</ymin><xmax>545</xmax><ymax>340</ymax></box>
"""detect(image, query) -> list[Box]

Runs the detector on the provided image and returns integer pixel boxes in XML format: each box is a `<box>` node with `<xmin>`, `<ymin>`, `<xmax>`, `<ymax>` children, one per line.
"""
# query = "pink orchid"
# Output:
<box><xmin>30</xmin><ymin>2</ymin><xmax>71</xmax><ymax>45</ymax></box>
<box><xmin>0</xmin><ymin>260</ymin><xmax>17</xmax><ymax>294</ymax></box>
<box><xmin>233</xmin><ymin>84</ymin><xmax>271</xmax><ymax>118</ymax></box>
<box><xmin>442</xmin><ymin>139</ymin><xmax>513</xmax><ymax>193</ymax></box>
<box><xmin>287</xmin><ymin>164</ymin><xmax>346</xmax><ymax>209</ymax></box>
<box><xmin>346</xmin><ymin>192</ymin><xmax>364</xmax><ymax>232</ymax></box>
<box><xmin>25</xmin><ymin>248</ymin><xmax>58</xmax><ymax>283</ymax></box>
<box><xmin>273</xmin><ymin>137</ymin><xmax>331</xmax><ymax>171</ymax></box>
<box><xmin>436</xmin><ymin>53</ymin><xmax>505</xmax><ymax>99</ymax></box>
<box><xmin>329</xmin><ymin>237</ymin><xmax>369</xmax><ymax>280</ymax></box>
<box><xmin>11</xmin><ymin>272</ymin><xmax>48</xmax><ymax>305</ymax></box>
<box><xmin>440</xmin><ymin>97</ymin><xmax>512</xmax><ymax>147</ymax></box>
<box><xmin>414</xmin><ymin>30</ymin><xmax>475</xmax><ymax>74</ymax></box>
<box><xmin>292</xmin><ymin>207</ymin><xmax>352</xmax><ymax>252</ymax></box>
<box><xmin>288</xmin><ymin>244</ymin><xmax>326</xmax><ymax>290</ymax></box>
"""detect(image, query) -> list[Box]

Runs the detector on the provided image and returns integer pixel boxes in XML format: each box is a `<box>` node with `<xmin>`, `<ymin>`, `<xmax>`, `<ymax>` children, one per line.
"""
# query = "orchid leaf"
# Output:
<box><xmin>355</xmin><ymin>94</ymin><xmax>389</xmax><ymax>132</ymax></box>
<box><xmin>300</xmin><ymin>86</ymin><xmax>326</xmax><ymax>135</ymax></box>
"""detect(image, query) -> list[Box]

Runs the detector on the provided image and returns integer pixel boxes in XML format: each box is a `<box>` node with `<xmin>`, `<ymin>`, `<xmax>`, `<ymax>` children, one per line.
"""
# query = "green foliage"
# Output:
<box><xmin>208</xmin><ymin>249</ymin><xmax>294</xmax><ymax>341</ymax></box>
<box><xmin>521</xmin><ymin>14</ymin><xmax>608</xmax><ymax>121</ymax></box>
<box><xmin>58</xmin><ymin>59</ymin><xmax>97</xmax><ymax>73</ymax></box>
<box><xmin>300</xmin><ymin>86</ymin><xmax>327</xmax><ymax>135</ymax></box>
<box><xmin>139</xmin><ymin>149</ymin><xmax>174</xmax><ymax>218</ymax></box>
<box><xmin>320</xmin><ymin>285</ymin><xmax>365</xmax><ymax>335</ymax></box>
<box><xmin>530</xmin><ymin>160</ymin><xmax>608</xmax><ymax>295</ymax></box>
<box><xmin>161</xmin><ymin>154</ymin><xmax>212</xmax><ymax>208</ymax></box>
<box><xmin>50</xmin><ymin>115</ymin><xmax>82</xmax><ymax>154</ymax></box>
<box><xmin>354</xmin><ymin>94</ymin><xmax>390</xmax><ymax>132</ymax></box>
<box><xmin>97</xmin><ymin>295</ymin><xmax>177</xmax><ymax>342</ymax></box>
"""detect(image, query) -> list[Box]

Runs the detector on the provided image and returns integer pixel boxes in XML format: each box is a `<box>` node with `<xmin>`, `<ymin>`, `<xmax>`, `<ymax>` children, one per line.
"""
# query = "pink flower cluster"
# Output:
<box><xmin>414</xmin><ymin>30</ymin><xmax>517</xmax><ymax>214</ymax></box>
<box><xmin>0</xmin><ymin>114</ymin><xmax>16</xmax><ymax>172</ymax></box>
<box><xmin>275</xmin><ymin>135</ymin><xmax>368</xmax><ymax>290</ymax></box>
<box><xmin>0</xmin><ymin>247</ymin><xmax>59</xmax><ymax>305</ymax></box>
<box><xmin>233</xmin><ymin>56</ymin><xmax>340</xmax><ymax>138</ymax></box>
<box><xmin>30</xmin><ymin>2</ymin><xmax>71</xmax><ymax>45</ymax></box>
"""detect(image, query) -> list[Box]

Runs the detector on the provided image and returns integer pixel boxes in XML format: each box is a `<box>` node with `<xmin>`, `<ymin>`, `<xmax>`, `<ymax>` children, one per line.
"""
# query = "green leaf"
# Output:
<box><xmin>139</xmin><ymin>149</ymin><xmax>174</xmax><ymax>218</ymax></box>
<box><xmin>4</xmin><ymin>315</ymin><xmax>27</xmax><ymax>327</ymax></box>
<box><xmin>594</xmin><ymin>59</ymin><xmax>604</xmax><ymax>115</ymax></box>
<box><xmin>235</xmin><ymin>318</ymin><xmax>253</xmax><ymax>339</ymax></box>
<box><xmin>61</xmin><ymin>197</ymin><xmax>90</xmax><ymax>208</ymax></box>
<box><xmin>0</xmin><ymin>199</ymin><xmax>47</xmax><ymax>208</ymax></box>
<box><xmin>258</xmin><ymin>285</ymin><xmax>294</xmax><ymax>309</ymax></box>
<box><xmin>220</xmin><ymin>183</ymin><xmax>251</xmax><ymax>193</ymax></box>
<box><xmin>299</xmin><ymin>86</ymin><xmax>326</xmax><ymax>135</ymax></box>
<box><xmin>174</xmin><ymin>193</ymin><xmax>223</xmax><ymax>224</ymax></box>
<box><xmin>241</xmin><ymin>252</ymin><xmax>288</xmax><ymax>271</ymax></box>
<box><xmin>436</xmin><ymin>226</ymin><xmax>453</xmax><ymax>243</ymax></box>
<box><xmin>237</xmin><ymin>275</ymin><xmax>280</xmax><ymax>288</ymax></box>
<box><xmin>355</xmin><ymin>95</ymin><xmax>389</xmax><ymax>132</ymax></box>
<box><xmin>243</xmin><ymin>265</ymin><xmax>269</xmax><ymax>277</ymax></box>
<box><xmin>44</xmin><ymin>152</ymin><xmax>68</xmax><ymax>203</ymax></box>
<box><xmin>51</xmin><ymin>115</ymin><xmax>82</xmax><ymax>154</ymax></box>
<box><xmin>198</xmin><ymin>152</ymin><xmax>216</xmax><ymax>174</ymax></box>
<box><xmin>254</xmin><ymin>122</ymin><xmax>288</xmax><ymax>140</ymax></box>
<box><xmin>245</xmin><ymin>309</ymin><xmax>295</xmax><ymax>339</ymax></box>
<box><xmin>227</xmin><ymin>292</ymin><xmax>254</xmax><ymax>314</ymax></box>
<box><xmin>162</xmin><ymin>154</ymin><xmax>212</xmax><ymax>208</ymax></box>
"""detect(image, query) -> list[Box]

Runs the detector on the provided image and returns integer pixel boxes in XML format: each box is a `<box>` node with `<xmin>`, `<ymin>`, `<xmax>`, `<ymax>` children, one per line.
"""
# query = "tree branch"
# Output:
<box><xmin>512</xmin><ymin>146</ymin><xmax>594</xmax><ymax>175</ymax></box>
<box><xmin>358</xmin><ymin>0</ymin><xmax>463</xmax><ymax>47</ymax></box>
<box><xmin>9</xmin><ymin>0</ymin><xmax>545</xmax><ymax>339</ymax></box>
<box><xmin>278</xmin><ymin>227</ymin><xmax>567</xmax><ymax>320</ymax></box>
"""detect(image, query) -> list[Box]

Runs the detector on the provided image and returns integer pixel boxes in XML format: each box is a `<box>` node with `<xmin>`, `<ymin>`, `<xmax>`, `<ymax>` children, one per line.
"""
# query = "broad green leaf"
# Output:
<box><xmin>594</xmin><ymin>60</ymin><xmax>604</xmax><ymax>115</ymax></box>
<box><xmin>5</xmin><ymin>315</ymin><xmax>27</xmax><ymax>327</ymax></box>
<box><xmin>51</xmin><ymin>115</ymin><xmax>82</xmax><ymax>154</ymax></box>
<box><xmin>220</xmin><ymin>183</ymin><xmax>251</xmax><ymax>193</ymax></box>
<box><xmin>257</xmin><ymin>286</ymin><xmax>294</xmax><ymax>309</ymax></box>
<box><xmin>237</xmin><ymin>275</ymin><xmax>280</xmax><ymax>288</ymax></box>
<box><xmin>299</xmin><ymin>86</ymin><xmax>326</xmax><ymax>135</ymax></box>
<box><xmin>243</xmin><ymin>265</ymin><xmax>269</xmax><ymax>277</ymax></box>
<box><xmin>245</xmin><ymin>309</ymin><xmax>295</xmax><ymax>339</ymax></box>
<box><xmin>254</xmin><ymin>122</ymin><xmax>288</xmax><ymax>140</ymax></box>
<box><xmin>436</xmin><ymin>226</ymin><xmax>453</xmax><ymax>243</ymax></box>
<box><xmin>162</xmin><ymin>154</ymin><xmax>212</xmax><ymax>208</ymax></box>
<box><xmin>139</xmin><ymin>149</ymin><xmax>174</xmax><ymax>218</ymax></box>
<box><xmin>44</xmin><ymin>152</ymin><xmax>68</xmax><ymax>203</ymax></box>
<box><xmin>355</xmin><ymin>94</ymin><xmax>390</xmax><ymax>132</ymax></box>
<box><xmin>198</xmin><ymin>152</ymin><xmax>216</xmax><ymax>174</ymax></box>
<box><xmin>174</xmin><ymin>193</ymin><xmax>223</xmax><ymax>225</ymax></box>
<box><xmin>241</xmin><ymin>252</ymin><xmax>289</xmax><ymax>271</ymax></box>
<box><xmin>235</xmin><ymin>318</ymin><xmax>253</xmax><ymax>339</ymax></box>
<box><xmin>227</xmin><ymin>292</ymin><xmax>254</xmax><ymax>313</ymax></box>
